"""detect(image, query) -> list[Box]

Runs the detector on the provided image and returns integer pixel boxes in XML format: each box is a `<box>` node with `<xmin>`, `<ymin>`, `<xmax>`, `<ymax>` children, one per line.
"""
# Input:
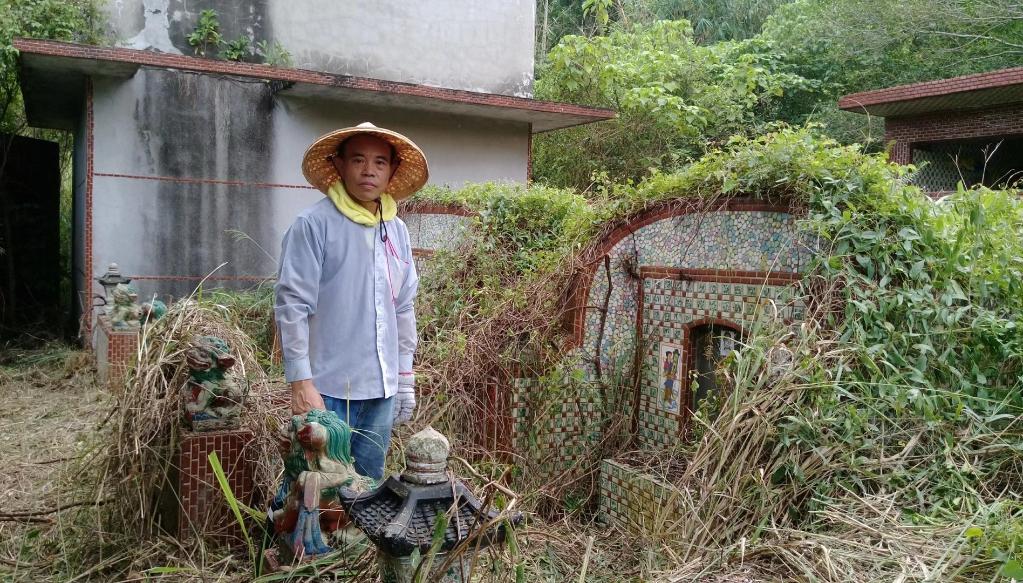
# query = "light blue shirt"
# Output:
<box><xmin>274</xmin><ymin>198</ymin><xmax>419</xmax><ymax>400</ymax></box>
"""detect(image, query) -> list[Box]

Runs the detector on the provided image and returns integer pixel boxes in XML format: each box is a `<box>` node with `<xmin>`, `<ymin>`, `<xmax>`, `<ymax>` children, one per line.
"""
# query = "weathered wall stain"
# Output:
<box><xmin>108</xmin><ymin>0</ymin><xmax>534</xmax><ymax>96</ymax></box>
<box><xmin>165</xmin><ymin>0</ymin><xmax>269</xmax><ymax>60</ymax></box>
<box><xmin>136</xmin><ymin>69</ymin><xmax>274</xmax><ymax>298</ymax></box>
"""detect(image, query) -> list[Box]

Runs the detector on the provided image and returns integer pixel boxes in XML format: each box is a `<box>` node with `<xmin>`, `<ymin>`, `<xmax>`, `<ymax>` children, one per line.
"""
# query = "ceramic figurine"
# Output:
<box><xmin>181</xmin><ymin>336</ymin><xmax>248</xmax><ymax>431</ymax></box>
<box><xmin>108</xmin><ymin>283</ymin><xmax>143</xmax><ymax>329</ymax></box>
<box><xmin>141</xmin><ymin>298</ymin><xmax>167</xmax><ymax>324</ymax></box>
<box><xmin>338</xmin><ymin>426</ymin><xmax>523</xmax><ymax>583</ymax></box>
<box><xmin>269</xmin><ymin>409</ymin><xmax>376</xmax><ymax>563</ymax></box>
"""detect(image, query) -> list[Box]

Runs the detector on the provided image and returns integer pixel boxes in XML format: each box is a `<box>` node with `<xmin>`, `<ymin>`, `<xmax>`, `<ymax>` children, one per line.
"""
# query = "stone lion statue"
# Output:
<box><xmin>108</xmin><ymin>283</ymin><xmax>143</xmax><ymax>329</ymax></box>
<box><xmin>270</xmin><ymin>409</ymin><xmax>376</xmax><ymax>561</ymax></box>
<box><xmin>180</xmin><ymin>336</ymin><xmax>247</xmax><ymax>431</ymax></box>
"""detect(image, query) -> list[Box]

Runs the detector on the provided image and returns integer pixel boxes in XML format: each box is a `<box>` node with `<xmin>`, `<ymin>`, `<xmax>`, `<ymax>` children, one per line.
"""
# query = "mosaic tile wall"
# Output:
<box><xmin>598</xmin><ymin>459</ymin><xmax>682</xmax><ymax>534</ymax></box>
<box><xmin>509</xmin><ymin>378</ymin><xmax>606</xmax><ymax>478</ymax></box>
<box><xmin>580</xmin><ymin>212</ymin><xmax>812</xmax><ymax>381</ymax></box>
<box><xmin>496</xmin><ymin>209</ymin><xmax>810</xmax><ymax>518</ymax></box>
<box><xmin>402</xmin><ymin>212</ymin><xmax>472</xmax><ymax>253</ymax></box>
<box><xmin>402</xmin><ymin>211</ymin><xmax>473</xmax><ymax>280</ymax></box>
<box><xmin>637</xmin><ymin>278</ymin><xmax>802</xmax><ymax>448</ymax></box>
<box><xmin>575</xmin><ymin>209</ymin><xmax>811</xmax><ymax>532</ymax></box>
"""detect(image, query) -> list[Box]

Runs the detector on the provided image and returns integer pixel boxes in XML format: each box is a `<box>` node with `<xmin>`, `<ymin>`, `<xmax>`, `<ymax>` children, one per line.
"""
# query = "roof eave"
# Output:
<box><xmin>14</xmin><ymin>38</ymin><xmax>615</xmax><ymax>132</ymax></box>
<box><xmin>838</xmin><ymin>67</ymin><xmax>1023</xmax><ymax>118</ymax></box>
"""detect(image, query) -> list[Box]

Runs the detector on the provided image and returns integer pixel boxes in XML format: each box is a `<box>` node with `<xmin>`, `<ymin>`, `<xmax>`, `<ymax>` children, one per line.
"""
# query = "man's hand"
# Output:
<box><xmin>291</xmin><ymin>379</ymin><xmax>325</xmax><ymax>415</ymax></box>
<box><xmin>393</xmin><ymin>374</ymin><xmax>416</xmax><ymax>425</ymax></box>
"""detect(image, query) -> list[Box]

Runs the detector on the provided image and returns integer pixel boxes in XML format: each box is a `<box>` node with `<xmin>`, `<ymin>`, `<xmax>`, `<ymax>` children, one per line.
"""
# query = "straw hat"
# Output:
<box><xmin>301</xmin><ymin>122</ymin><xmax>429</xmax><ymax>200</ymax></box>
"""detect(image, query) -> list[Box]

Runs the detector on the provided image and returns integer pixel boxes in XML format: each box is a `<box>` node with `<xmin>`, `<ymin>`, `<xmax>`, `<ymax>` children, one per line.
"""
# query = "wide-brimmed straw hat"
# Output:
<box><xmin>301</xmin><ymin>122</ymin><xmax>429</xmax><ymax>200</ymax></box>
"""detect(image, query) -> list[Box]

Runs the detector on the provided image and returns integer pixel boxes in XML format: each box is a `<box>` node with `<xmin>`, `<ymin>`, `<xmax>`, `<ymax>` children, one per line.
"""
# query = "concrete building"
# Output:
<box><xmin>15</xmin><ymin>1</ymin><xmax>613</xmax><ymax>338</ymax></box>
<box><xmin>839</xmin><ymin>67</ymin><xmax>1023</xmax><ymax>194</ymax></box>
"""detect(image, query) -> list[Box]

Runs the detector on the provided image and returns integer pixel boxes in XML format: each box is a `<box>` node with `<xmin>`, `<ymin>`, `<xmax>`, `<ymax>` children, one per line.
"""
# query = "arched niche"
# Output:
<box><xmin>561</xmin><ymin>198</ymin><xmax>814</xmax><ymax>447</ymax></box>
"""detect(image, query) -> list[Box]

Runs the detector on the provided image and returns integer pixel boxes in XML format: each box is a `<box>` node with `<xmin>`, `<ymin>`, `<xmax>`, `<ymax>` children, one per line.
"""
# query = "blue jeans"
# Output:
<box><xmin>321</xmin><ymin>395</ymin><xmax>394</xmax><ymax>480</ymax></box>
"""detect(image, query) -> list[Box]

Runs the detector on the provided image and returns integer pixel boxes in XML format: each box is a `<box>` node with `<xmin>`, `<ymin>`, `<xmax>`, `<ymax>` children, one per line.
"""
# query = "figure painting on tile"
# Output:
<box><xmin>658</xmin><ymin>342</ymin><xmax>683</xmax><ymax>413</ymax></box>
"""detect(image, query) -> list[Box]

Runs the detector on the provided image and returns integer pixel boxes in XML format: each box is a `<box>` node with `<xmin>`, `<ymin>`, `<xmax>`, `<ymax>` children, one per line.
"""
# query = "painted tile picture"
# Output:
<box><xmin>658</xmin><ymin>342</ymin><xmax>684</xmax><ymax>414</ymax></box>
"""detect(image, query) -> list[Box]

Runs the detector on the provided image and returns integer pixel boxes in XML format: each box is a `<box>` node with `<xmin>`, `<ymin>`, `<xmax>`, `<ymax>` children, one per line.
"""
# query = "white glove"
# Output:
<box><xmin>393</xmin><ymin>375</ymin><xmax>416</xmax><ymax>426</ymax></box>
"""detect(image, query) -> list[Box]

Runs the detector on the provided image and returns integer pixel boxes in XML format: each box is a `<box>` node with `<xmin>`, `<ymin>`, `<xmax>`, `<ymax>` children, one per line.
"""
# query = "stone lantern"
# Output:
<box><xmin>96</xmin><ymin>262</ymin><xmax>131</xmax><ymax>309</ymax></box>
<box><xmin>340</xmin><ymin>427</ymin><xmax>521</xmax><ymax>583</ymax></box>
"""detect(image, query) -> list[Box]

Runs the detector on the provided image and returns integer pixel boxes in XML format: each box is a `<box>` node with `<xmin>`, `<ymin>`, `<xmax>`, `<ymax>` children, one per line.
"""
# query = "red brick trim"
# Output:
<box><xmin>638</xmin><ymin>267</ymin><xmax>801</xmax><ymax>286</ymax></box>
<box><xmin>880</xmin><ymin>102</ymin><xmax>1023</xmax><ymax>165</ymax></box>
<box><xmin>889</xmin><ymin>140</ymin><xmax>912</xmax><ymax>165</ymax></box>
<box><xmin>564</xmin><ymin>197</ymin><xmax>801</xmax><ymax>346</ymax></box>
<box><xmin>629</xmin><ymin>276</ymin><xmax>646</xmax><ymax>436</ymax></box>
<box><xmin>400</xmin><ymin>201</ymin><xmax>476</xmax><ymax>216</ymax></box>
<box><xmin>13</xmin><ymin>38</ymin><xmax>615</xmax><ymax>128</ymax></box>
<box><xmin>94</xmin><ymin>172</ymin><xmax>317</xmax><ymax>190</ymax></box>
<box><xmin>839</xmin><ymin>67</ymin><xmax>1023</xmax><ymax>111</ymax></box>
<box><xmin>176</xmin><ymin>429</ymin><xmax>254</xmax><ymax>545</ymax></box>
<box><xmin>885</xmin><ymin>103</ymin><xmax>1023</xmax><ymax>146</ymax></box>
<box><xmin>83</xmin><ymin>78</ymin><xmax>94</xmax><ymax>342</ymax></box>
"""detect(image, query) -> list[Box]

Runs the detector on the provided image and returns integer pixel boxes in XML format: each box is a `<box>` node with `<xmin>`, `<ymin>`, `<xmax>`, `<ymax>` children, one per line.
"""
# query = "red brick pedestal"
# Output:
<box><xmin>95</xmin><ymin>314</ymin><xmax>138</xmax><ymax>385</ymax></box>
<box><xmin>174</xmin><ymin>428</ymin><xmax>255</xmax><ymax>545</ymax></box>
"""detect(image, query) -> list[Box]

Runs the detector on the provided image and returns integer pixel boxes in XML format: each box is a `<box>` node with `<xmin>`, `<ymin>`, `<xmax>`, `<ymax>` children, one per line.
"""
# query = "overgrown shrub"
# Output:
<box><xmin>648</xmin><ymin>129</ymin><xmax>1023</xmax><ymax>578</ymax></box>
<box><xmin>416</xmin><ymin>127</ymin><xmax>1023</xmax><ymax>579</ymax></box>
<box><xmin>533</xmin><ymin>21</ymin><xmax>818</xmax><ymax>189</ymax></box>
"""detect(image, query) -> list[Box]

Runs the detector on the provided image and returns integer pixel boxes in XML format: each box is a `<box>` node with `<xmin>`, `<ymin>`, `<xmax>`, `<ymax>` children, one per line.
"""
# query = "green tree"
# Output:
<box><xmin>536</xmin><ymin>0</ymin><xmax>795</xmax><ymax>63</ymax></box>
<box><xmin>645</xmin><ymin>0</ymin><xmax>793</xmax><ymax>43</ymax></box>
<box><xmin>0</xmin><ymin>0</ymin><xmax>103</xmax><ymax>133</ymax></box>
<box><xmin>534</xmin><ymin>20</ymin><xmax>816</xmax><ymax>188</ymax></box>
<box><xmin>756</xmin><ymin>0</ymin><xmax>1023</xmax><ymax>144</ymax></box>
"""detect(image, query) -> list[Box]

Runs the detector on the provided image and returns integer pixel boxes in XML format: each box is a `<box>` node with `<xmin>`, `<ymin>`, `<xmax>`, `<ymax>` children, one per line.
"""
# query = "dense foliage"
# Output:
<box><xmin>0</xmin><ymin>0</ymin><xmax>104</xmax><ymax>337</ymax></box>
<box><xmin>534</xmin><ymin>21</ymin><xmax>816</xmax><ymax>188</ymax></box>
<box><xmin>415</xmin><ymin>127</ymin><xmax>1023</xmax><ymax>578</ymax></box>
<box><xmin>535</xmin><ymin>0</ymin><xmax>794</xmax><ymax>61</ymax></box>
<box><xmin>0</xmin><ymin>0</ymin><xmax>103</xmax><ymax>133</ymax></box>
<box><xmin>690</xmin><ymin>129</ymin><xmax>1023</xmax><ymax>578</ymax></box>
<box><xmin>410</xmin><ymin>183</ymin><xmax>597</xmax><ymax>446</ymax></box>
<box><xmin>534</xmin><ymin>0</ymin><xmax>1023</xmax><ymax>189</ymax></box>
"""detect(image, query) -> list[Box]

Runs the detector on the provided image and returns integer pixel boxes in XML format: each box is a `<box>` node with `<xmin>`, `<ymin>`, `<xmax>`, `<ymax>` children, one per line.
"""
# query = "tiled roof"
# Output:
<box><xmin>14</xmin><ymin>38</ymin><xmax>615</xmax><ymax>132</ymax></box>
<box><xmin>838</xmin><ymin>67</ymin><xmax>1023</xmax><ymax>118</ymax></box>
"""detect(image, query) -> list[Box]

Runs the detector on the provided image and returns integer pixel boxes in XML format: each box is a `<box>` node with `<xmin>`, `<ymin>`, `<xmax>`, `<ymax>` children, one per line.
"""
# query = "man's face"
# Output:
<box><xmin>332</xmin><ymin>134</ymin><xmax>397</xmax><ymax>202</ymax></box>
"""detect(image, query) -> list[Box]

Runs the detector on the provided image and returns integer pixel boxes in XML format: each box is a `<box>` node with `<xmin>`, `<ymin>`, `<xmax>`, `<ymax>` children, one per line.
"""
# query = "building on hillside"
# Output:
<box><xmin>839</xmin><ymin>67</ymin><xmax>1023</xmax><ymax>195</ymax></box>
<box><xmin>14</xmin><ymin>0</ymin><xmax>614</xmax><ymax>340</ymax></box>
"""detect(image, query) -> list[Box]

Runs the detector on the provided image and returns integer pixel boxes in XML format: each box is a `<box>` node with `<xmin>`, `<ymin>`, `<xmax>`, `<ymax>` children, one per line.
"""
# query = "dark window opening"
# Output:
<box><xmin>689</xmin><ymin>323</ymin><xmax>741</xmax><ymax>412</ymax></box>
<box><xmin>912</xmin><ymin>137</ymin><xmax>1023</xmax><ymax>193</ymax></box>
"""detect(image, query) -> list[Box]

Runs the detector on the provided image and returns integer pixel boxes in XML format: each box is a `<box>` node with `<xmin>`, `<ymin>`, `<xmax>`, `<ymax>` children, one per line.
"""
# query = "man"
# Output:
<box><xmin>274</xmin><ymin>122</ymin><xmax>427</xmax><ymax>480</ymax></box>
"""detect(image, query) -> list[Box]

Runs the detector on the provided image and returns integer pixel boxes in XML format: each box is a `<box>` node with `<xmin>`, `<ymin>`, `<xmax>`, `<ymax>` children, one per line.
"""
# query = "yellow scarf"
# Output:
<box><xmin>326</xmin><ymin>181</ymin><xmax>397</xmax><ymax>226</ymax></box>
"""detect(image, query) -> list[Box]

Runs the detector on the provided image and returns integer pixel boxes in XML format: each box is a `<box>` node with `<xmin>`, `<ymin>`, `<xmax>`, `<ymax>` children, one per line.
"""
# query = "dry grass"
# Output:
<box><xmin>0</xmin><ymin>299</ymin><xmax>291</xmax><ymax>582</ymax></box>
<box><xmin>1</xmin><ymin>293</ymin><xmax>1017</xmax><ymax>582</ymax></box>
<box><xmin>0</xmin><ymin>345</ymin><xmax>111</xmax><ymax>579</ymax></box>
<box><xmin>100</xmin><ymin>298</ymin><xmax>287</xmax><ymax>542</ymax></box>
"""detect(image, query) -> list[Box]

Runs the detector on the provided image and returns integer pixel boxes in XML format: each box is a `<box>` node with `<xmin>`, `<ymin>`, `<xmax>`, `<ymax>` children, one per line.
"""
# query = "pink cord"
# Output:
<box><xmin>383</xmin><ymin>236</ymin><xmax>409</xmax><ymax>306</ymax></box>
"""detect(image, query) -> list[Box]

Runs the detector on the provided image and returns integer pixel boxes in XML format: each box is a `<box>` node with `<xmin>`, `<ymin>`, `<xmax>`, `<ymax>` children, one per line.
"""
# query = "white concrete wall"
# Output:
<box><xmin>87</xmin><ymin>69</ymin><xmax>528</xmax><ymax>300</ymax></box>
<box><xmin>269</xmin><ymin>94</ymin><xmax>530</xmax><ymax>196</ymax></box>
<box><xmin>106</xmin><ymin>0</ymin><xmax>535</xmax><ymax>96</ymax></box>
